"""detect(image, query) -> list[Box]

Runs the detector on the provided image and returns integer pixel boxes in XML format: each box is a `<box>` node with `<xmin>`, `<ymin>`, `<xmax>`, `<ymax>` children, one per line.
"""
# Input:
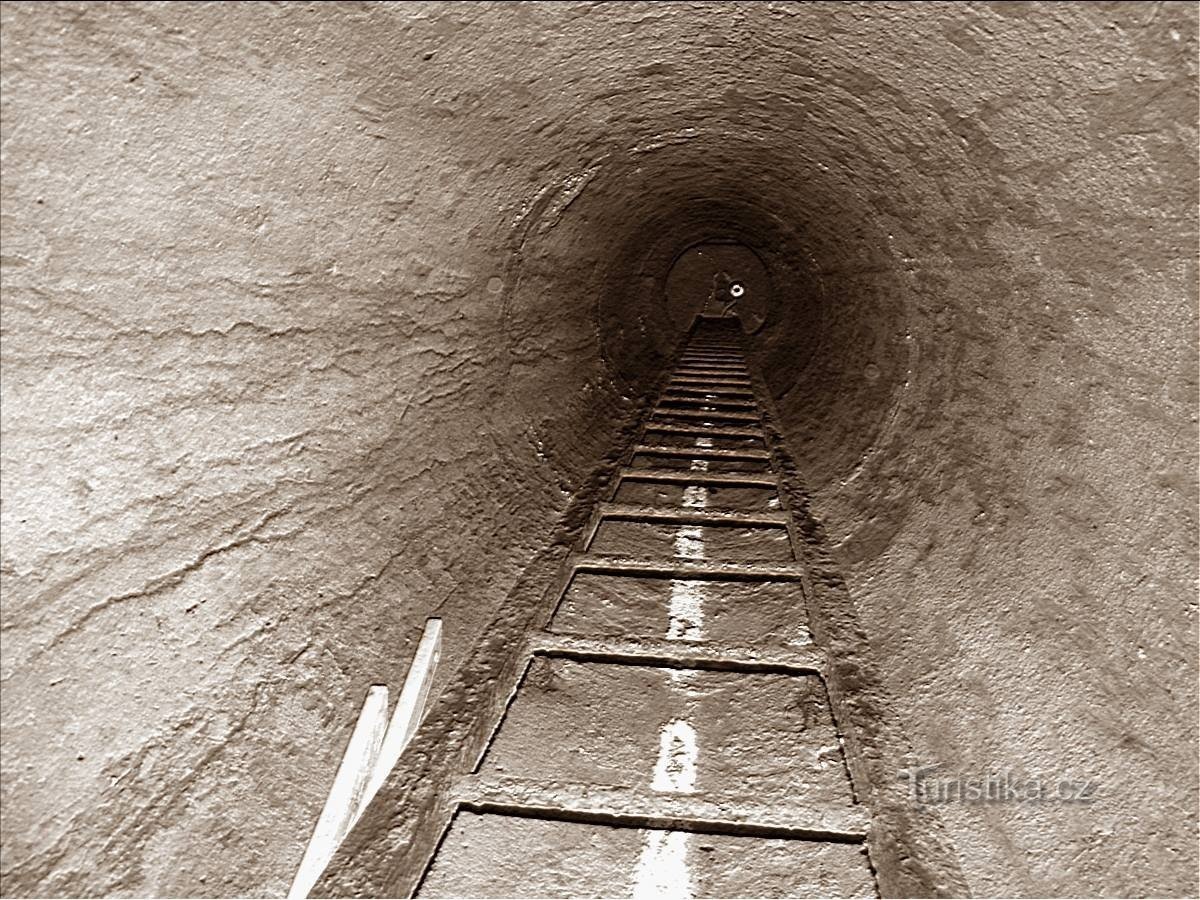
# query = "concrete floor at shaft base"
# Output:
<box><xmin>413</xmin><ymin>317</ymin><xmax>876</xmax><ymax>899</ymax></box>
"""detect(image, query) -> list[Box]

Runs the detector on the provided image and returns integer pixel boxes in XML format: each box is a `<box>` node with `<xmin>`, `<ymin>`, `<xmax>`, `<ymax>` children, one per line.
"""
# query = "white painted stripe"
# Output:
<box><xmin>651</xmin><ymin>718</ymin><xmax>699</xmax><ymax>793</ymax></box>
<box><xmin>666</xmin><ymin>580</ymin><xmax>704</xmax><ymax>642</ymax></box>
<box><xmin>632</xmin><ymin>830</ymin><xmax>694</xmax><ymax>900</ymax></box>
<box><xmin>635</xmin><ymin>718</ymin><xmax>698</xmax><ymax>899</ymax></box>
<box><xmin>633</xmin><ymin>472</ymin><xmax>707</xmax><ymax>898</ymax></box>
<box><xmin>673</xmin><ymin>524</ymin><xmax>705</xmax><ymax>560</ymax></box>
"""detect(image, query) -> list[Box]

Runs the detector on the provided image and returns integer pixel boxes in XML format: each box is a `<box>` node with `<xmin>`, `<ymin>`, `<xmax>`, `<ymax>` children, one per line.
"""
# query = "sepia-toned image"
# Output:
<box><xmin>1</xmin><ymin>2</ymin><xmax>1197</xmax><ymax>898</ymax></box>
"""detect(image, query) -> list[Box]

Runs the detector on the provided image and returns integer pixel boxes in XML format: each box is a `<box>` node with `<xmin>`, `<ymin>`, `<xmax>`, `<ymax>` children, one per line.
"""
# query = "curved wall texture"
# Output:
<box><xmin>1</xmin><ymin>2</ymin><xmax>1196</xmax><ymax>897</ymax></box>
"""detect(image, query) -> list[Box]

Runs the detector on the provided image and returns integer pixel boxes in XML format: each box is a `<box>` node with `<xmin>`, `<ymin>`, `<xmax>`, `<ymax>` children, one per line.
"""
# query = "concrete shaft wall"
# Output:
<box><xmin>1</xmin><ymin>2</ymin><xmax>1196</xmax><ymax>897</ymax></box>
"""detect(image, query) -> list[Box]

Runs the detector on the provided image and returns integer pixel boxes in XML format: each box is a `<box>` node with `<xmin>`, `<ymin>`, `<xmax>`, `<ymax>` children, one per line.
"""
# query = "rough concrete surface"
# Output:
<box><xmin>1</xmin><ymin>2</ymin><xmax>1196</xmax><ymax>898</ymax></box>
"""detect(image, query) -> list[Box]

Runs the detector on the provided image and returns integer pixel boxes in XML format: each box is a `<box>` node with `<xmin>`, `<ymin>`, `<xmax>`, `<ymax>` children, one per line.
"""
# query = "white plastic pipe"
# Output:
<box><xmin>287</xmin><ymin>685</ymin><xmax>389</xmax><ymax>900</ymax></box>
<box><xmin>287</xmin><ymin>618</ymin><xmax>443</xmax><ymax>899</ymax></box>
<box><xmin>362</xmin><ymin>618</ymin><xmax>443</xmax><ymax>808</ymax></box>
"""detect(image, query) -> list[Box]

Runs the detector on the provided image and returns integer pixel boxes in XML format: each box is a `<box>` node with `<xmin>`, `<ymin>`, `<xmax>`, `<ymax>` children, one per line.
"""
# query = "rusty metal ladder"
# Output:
<box><xmin>407</xmin><ymin>315</ymin><xmax>880</xmax><ymax>898</ymax></box>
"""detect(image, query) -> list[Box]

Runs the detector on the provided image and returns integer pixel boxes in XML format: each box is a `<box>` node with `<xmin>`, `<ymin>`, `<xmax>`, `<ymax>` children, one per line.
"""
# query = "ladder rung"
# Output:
<box><xmin>570</xmin><ymin>554</ymin><xmax>806</xmax><ymax>581</ymax></box>
<box><xmin>619</xmin><ymin>467</ymin><xmax>777</xmax><ymax>487</ymax></box>
<box><xmin>450</xmin><ymin>789</ymin><xmax>868</xmax><ymax>843</ymax></box>
<box><xmin>633</xmin><ymin>445</ymin><xmax>769</xmax><ymax>461</ymax></box>
<box><xmin>530</xmin><ymin>633</ymin><xmax>823</xmax><ymax>675</ymax></box>
<box><xmin>596</xmin><ymin>502</ymin><xmax>788</xmax><ymax>528</ymax></box>
<box><xmin>644</xmin><ymin>423</ymin><xmax>764</xmax><ymax>439</ymax></box>
<box><xmin>652</xmin><ymin>408</ymin><xmax>759</xmax><ymax>423</ymax></box>
<box><xmin>657</xmin><ymin>400</ymin><xmax>758</xmax><ymax>415</ymax></box>
<box><xmin>676</xmin><ymin>367</ymin><xmax>749</xmax><ymax>377</ymax></box>
<box><xmin>663</xmin><ymin>386</ymin><xmax>755</xmax><ymax>399</ymax></box>
<box><xmin>666</xmin><ymin>387</ymin><xmax>754</xmax><ymax>396</ymax></box>
<box><xmin>670</xmin><ymin>376</ymin><xmax>752</xmax><ymax>386</ymax></box>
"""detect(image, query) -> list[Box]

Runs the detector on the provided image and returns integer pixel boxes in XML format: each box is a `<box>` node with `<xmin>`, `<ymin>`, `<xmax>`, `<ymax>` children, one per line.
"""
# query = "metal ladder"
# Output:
<box><xmin>407</xmin><ymin>315</ymin><xmax>879</xmax><ymax>898</ymax></box>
